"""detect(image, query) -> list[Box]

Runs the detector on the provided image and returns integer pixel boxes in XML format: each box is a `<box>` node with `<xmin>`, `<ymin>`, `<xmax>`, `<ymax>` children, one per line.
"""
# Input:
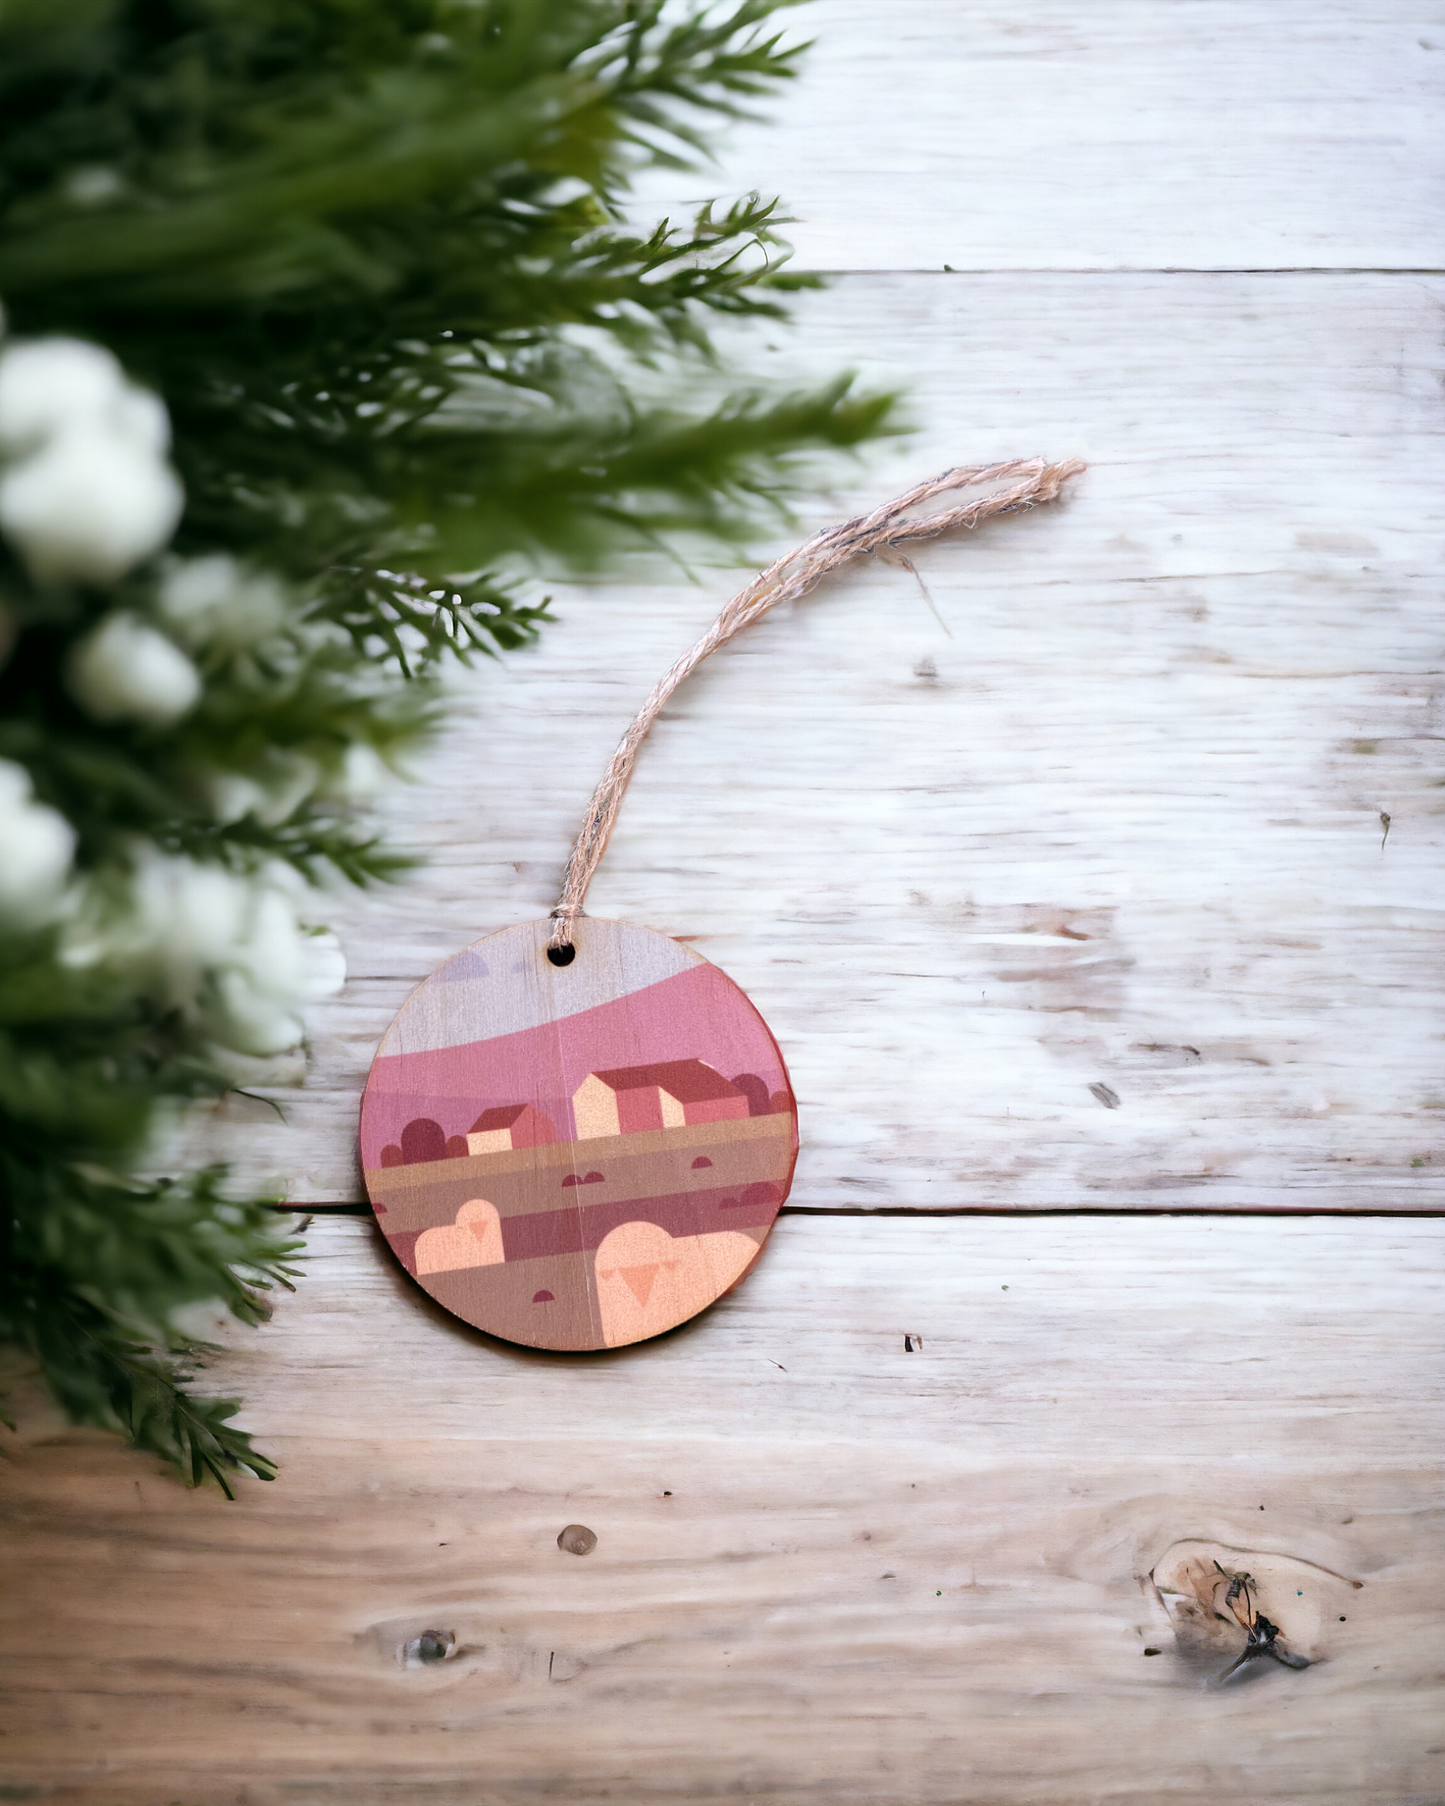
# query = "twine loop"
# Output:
<box><xmin>548</xmin><ymin>456</ymin><xmax>1084</xmax><ymax>951</ymax></box>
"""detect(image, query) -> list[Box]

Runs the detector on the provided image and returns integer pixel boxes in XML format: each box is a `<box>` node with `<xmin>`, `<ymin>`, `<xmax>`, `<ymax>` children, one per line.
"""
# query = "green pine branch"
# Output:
<box><xmin>0</xmin><ymin>0</ymin><xmax>903</xmax><ymax>1491</ymax></box>
<box><xmin>2</xmin><ymin>1157</ymin><xmax>300</xmax><ymax>1494</ymax></box>
<box><xmin>21</xmin><ymin>1291</ymin><xmax>284</xmax><ymax>1497</ymax></box>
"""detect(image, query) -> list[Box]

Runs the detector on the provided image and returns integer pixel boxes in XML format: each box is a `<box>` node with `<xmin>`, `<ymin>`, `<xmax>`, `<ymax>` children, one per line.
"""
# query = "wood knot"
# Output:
<box><xmin>1149</xmin><ymin>1538</ymin><xmax>1360</xmax><ymax>1685</ymax></box>
<box><xmin>399</xmin><ymin>1628</ymin><xmax>455</xmax><ymax>1668</ymax></box>
<box><xmin>557</xmin><ymin>1523</ymin><xmax>597</xmax><ymax>1556</ymax></box>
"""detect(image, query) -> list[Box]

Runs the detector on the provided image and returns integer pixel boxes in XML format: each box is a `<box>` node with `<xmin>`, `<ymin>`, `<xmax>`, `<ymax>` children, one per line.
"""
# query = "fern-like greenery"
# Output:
<box><xmin>0</xmin><ymin>0</ymin><xmax>896</xmax><ymax>1489</ymax></box>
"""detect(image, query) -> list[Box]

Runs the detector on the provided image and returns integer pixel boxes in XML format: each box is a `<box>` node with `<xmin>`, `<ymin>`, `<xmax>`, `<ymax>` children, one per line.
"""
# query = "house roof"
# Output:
<box><xmin>584</xmin><ymin>1059</ymin><xmax>741</xmax><ymax>1104</ymax></box>
<box><xmin>469</xmin><ymin>1103</ymin><xmax>538</xmax><ymax>1133</ymax></box>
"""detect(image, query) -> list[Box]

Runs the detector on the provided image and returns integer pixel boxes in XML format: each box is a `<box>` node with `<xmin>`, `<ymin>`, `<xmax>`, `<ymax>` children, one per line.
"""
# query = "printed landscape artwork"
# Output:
<box><xmin>361</xmin><ymin>918</ymin><xmax>799</xmax><ymax>1350</ymax></box>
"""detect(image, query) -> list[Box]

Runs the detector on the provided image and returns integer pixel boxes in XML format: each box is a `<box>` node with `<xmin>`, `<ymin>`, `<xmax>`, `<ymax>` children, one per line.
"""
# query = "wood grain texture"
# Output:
<box><xmin>189</xmin><ymin>274</ymin><xmax>1445</xmax><ymax>1209</ymax></box>
<box><xmin>1</xmin><ymin>1214</ymin><xmax>1441</xmax><ymax>1805</ymax></box>
<box><xmin>7</xmin><ymin>11</ymin><xmax>1444</xmax><ymax>1804</ymax></box>
<box><xmin>628</xmin><ymin>0</ymin><xmax>1445</xmax><ymax>273</ymax></box>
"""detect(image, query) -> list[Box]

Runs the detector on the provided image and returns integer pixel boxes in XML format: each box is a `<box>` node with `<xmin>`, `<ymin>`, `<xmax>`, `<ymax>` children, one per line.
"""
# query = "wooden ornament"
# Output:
<box><xmin>361</xmin><ymin>464</ymin><xmax>1081</xmax><ymax>1352</ymax></box>
<box><xmin>361</xmin><ymin>917</ymin><xmax>798</xmax><ymax>1351</ymax></box>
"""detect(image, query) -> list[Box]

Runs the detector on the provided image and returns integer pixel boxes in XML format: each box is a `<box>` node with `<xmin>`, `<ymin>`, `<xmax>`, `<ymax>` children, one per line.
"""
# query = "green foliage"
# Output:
<box><xmin>0</xmin><ymin>0</ymin><xmax>896</xmax><ymax>1490</ymax></box>
<box><xmin>0</xmin><ymin>0</ymin><xmax>889</xmax><ymax>660</ymax></box>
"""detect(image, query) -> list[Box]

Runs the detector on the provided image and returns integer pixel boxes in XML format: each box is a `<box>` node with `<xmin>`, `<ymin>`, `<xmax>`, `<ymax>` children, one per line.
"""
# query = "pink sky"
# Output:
<box><xmin>361</xmin><ymin>963</ymin><xmax>789</xmax><ymax>1166</ymax></box>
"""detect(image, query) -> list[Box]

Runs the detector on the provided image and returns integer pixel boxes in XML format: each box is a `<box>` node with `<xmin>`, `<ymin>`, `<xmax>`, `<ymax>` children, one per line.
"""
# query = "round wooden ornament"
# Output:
<box><xmin>361</xmin><ymin>917</ymin><xmax>797</xmax><ymax>1351</ymax></box>
<box><xmin>361</xmin><ymin>460</ymin><xmax>1082</xmax><ymax>1350</ymax></box>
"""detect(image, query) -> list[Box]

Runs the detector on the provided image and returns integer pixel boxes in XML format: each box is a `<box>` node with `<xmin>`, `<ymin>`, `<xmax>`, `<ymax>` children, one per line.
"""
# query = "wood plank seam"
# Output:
<box><xmin>286</xmin><ymin>1203</ymin><xmax>1445</xmax><ymax>1218</ymax></box>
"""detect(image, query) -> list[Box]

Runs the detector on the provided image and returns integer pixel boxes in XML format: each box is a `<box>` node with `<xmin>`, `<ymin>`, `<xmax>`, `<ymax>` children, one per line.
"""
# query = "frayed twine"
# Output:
<box><xmin>547</xmin><ymin>457</ymin><xmax>1084</xmax><ymax>951</ymax></box>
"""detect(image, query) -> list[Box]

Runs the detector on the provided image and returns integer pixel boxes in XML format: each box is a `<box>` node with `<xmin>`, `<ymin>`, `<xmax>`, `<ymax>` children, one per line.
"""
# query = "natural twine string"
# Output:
<box><xmin>548</xmin><ymin>456</ymin><xmax>1085</xmax><ymax>951</ymax></box>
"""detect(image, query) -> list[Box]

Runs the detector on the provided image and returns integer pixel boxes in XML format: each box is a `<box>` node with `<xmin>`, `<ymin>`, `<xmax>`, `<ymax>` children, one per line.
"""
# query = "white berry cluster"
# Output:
<box><xmin>0</xmin><ymin>757</ymin><xmax>75</xmax><ymax>925</ymax></box>
<box><xmin>60</xmin><ymin>851</ymin><xmax>346</xmax><ymax>1057</ymax></box>
<box><xmin>0</xmin><ymin>335</ymin><xmax>345</xmax><ymax>1053</ymax></box>
<box><xmin>0</xmin><ymin>336</ymin><xmax>183</xmax><ymax>585</ymax></box>
<box><xmin>0</xmin><ymin>336</ymin><xmax>200</xmax><ymax>728</ymax></box>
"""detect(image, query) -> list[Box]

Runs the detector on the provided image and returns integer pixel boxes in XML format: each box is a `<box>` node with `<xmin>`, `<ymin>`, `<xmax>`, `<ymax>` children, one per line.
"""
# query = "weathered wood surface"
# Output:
<box><xmin>630</xmin><ymin>0</ymin><xmax>1445</xmax><ymax>272</ymax></box>
<box><xmin>197</xmin><ymin>272</ymin><xmax>1445</xmax><ymax>1209</ymax></box>
<box><xmin>6</xmin><ymin>8</ymin><xmax>1444</xmax><ymax>1804</ymax></box>
<box><xmin>1</xmin><ymin>1215</ymin><xmax>1440</xmax><ymax>1805</ymax></box>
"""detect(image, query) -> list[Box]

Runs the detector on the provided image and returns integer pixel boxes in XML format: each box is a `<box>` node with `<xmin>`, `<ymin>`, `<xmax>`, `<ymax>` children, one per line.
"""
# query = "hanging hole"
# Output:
<box><xmin>547</xmin><ymin>943</ymin><xmax>576</xmax><ymax>967</ymax></box>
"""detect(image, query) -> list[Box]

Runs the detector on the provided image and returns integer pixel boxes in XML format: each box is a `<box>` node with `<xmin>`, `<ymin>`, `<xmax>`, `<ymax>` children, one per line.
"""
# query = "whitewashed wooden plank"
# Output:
<box><xmin>1</xmin><ymin>1214</ymin><xmax>1440</xmax><ymax>1804</ymax></box>
<box><xmin>186</xmin><ymin>272</ymin><xmax>1445</xmax><ymax>1208</ymax></box>
<box><xmin>627</xmin><ymin>0</ymin><xmax>1445</xmax><ymax>272</ymax></box>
